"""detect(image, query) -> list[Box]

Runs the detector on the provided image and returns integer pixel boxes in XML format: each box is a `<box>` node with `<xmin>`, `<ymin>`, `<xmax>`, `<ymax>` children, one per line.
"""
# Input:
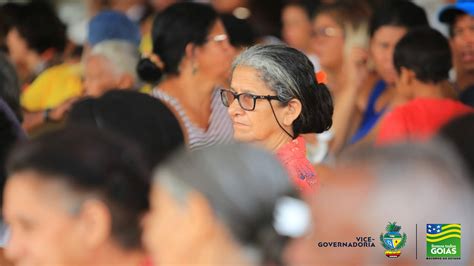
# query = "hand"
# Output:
<box><xmin>343</xmin><ymin>47</ymin><xmax>369</xmax><ymax>91</ymax></box>
<box><xmin>49</xmin><ymin>97</ymin><xmax>80</xmax><ymax>121</ymax></box>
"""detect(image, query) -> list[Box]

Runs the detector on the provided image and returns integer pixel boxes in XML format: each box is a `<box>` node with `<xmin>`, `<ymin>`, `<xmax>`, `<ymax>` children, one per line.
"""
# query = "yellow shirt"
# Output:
<box><xmin>21</xmin><ymin>63</ymin><xmax>83</xmax><ymax>111</ymax></box>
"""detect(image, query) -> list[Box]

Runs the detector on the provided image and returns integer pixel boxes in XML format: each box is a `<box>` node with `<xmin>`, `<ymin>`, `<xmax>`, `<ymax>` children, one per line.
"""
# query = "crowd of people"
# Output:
<box><xmin>0</xmin><ymin>0</ymin><xmax>472</xmax><ymax>265</ymax></box>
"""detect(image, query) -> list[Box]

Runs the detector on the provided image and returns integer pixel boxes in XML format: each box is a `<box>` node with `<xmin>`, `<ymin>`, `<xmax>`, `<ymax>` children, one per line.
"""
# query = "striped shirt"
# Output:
<box><xmin>152</xmin><ymin>88</ymin><xmax>234</xmax><ymax>150</ymax></box>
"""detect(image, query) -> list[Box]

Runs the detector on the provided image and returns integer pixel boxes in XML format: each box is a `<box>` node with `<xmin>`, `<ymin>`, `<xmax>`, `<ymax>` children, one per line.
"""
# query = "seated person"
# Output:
<box><xmin>83</xmin><ymin>40</ymin><xmax>141</xmax><ymax>97</ymax></box>
<box><xmin>3</xmin><ymin>127</ymin><xmax>150</xmax><ymax>266</ymax></box>
<box><xmin>377</xmin><ymin>27</ymin><xmax>472</xmax><ymax>145</ymax></box>
<box><xmin>221</xmin><ymin>44</ymin><xmax>333</xmax><ymax>193</ymax></box>
<box><xmin>68</xmin><ymin>90</ymin><xmax>185</xmax><ymax>168</ymax></box>
<box><xmin>144</xmin><ymin>143</ymin><xmax>302</xmax><ymax>265</ymax></box>
<box><xmin>439</xmin><ymin>1</ymin><xmax>474</xmax><ymax>98</ymax></box>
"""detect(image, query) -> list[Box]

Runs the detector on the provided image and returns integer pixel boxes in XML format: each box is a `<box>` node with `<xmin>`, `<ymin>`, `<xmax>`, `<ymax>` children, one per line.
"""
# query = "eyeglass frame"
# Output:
<box><xmin>206</xmin><ymin>34</ymin><xmax>228</xmax><ymax>44</ymax></box>
<box><xmin>220</xmin><ymin>89</ymin><xmax>282</xmax><ymax>111</ymax></box>
<box><xmin>312</xmin><ymin>26</ymin><xmax>344</xmax><ymax>38</ymax></box>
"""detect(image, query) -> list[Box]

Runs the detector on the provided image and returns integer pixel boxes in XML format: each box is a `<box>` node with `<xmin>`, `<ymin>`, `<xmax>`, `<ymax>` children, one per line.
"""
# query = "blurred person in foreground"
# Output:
<box><xmin>68</xmin><ymin>90</ymin><xmax>185</xmax><ymax>169</ymax></box>
<box><xmin>438</xmin><ymin>113</ymin><xmax>474</xmax><ymax>178</ymax></box>
<box><xmin>83</xmin><ymin>40</ymin><xmax>141</xmax><ymax>97</ymax></box>
<box><xmin>376</xmin><ymin>27</ymin><xmax>472</xmax><ymax>145</ymax></box>
<box><xmin>439</xmin><ymin>0</ymin><xmax>474</xmax><ymax>106</ymax></box>
<box><xmin>143</xmin><ymin>143</ymin><xmax>308</xmax><ymax>265</ymax></box>
<box><xmin>221</xmin><ymin>44</ymin><xmax>333</xmax><ymax>194</ymax></box>
<box><xmin>3</xmin><ymin>127</ymin><xmax>150</xmax><ymax>266</ymax></box>
<box><xmin>284</xmin><ymin>140</ymin><xmax>473</xmax><ymax>265</ymax></box>
<box><xmin>137</xmin><ymin>2</ymin><xmax>234</xmax><ymax>150</ymax></box>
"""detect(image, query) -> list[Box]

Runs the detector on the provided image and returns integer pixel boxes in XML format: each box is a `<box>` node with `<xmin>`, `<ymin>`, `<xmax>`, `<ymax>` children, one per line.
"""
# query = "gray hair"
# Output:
<box><xmin>153</xmin><ymin>143</ymin><xmax>294</xmax><ymax>262</ymax></box>
<box><xmin>89</xmin><ymin>40</ymin><xmax>140</xmax><ymax>83</ymax></box>
<box><xmin>231</xmin><ymin>44</ymin><xmax>333</xmax><ymax>135</ymax></box>
<box><xmin>232</xmin><ymin>44</ymin><xmax>311</xmax><ymax>103</ymax></box>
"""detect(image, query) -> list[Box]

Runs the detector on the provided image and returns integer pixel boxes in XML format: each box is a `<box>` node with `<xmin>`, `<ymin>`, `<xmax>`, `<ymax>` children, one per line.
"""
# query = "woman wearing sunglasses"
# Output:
<box><xmin>220</xmin><ymin>44</ymin><xmax>333</xmax><ymax>193</ymax></box>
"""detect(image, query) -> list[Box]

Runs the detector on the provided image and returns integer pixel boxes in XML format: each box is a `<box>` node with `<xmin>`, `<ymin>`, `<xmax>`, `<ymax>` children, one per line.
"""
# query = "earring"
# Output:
<box><xmin>192</xmin><ymin>62</ymin><xmax>198</xmax><ymax>75</ymax></box>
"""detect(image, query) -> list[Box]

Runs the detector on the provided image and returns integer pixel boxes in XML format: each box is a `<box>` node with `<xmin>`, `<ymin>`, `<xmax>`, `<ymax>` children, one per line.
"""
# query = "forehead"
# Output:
<box><xmin>372</xmin><ymin>26</ymin><xmax>407</xmax><ymax>41</ymax></box>
<box><xmin>4</xmin><ymin>171</ymin><xmax>79</xmax><ymax>214</ymax></box>
<box><xmin>208</xmin><ymin>19</ymin><xmax>226</xmax><ymax>35</ymax></box>
<box><xmin>453</xmin><ymin>14</ymin><xmax>474</xmax><ymax>28</ymax></box>
<box><xmin>86</xmin><ymin>54</ymin><xmax>111</xmax><ymax>66</ymax></box>
<box><xmin>230</xmin><ymin>65</ymin><xmax>272</xmax><ymax>93</ymax></box>
<box><xmin>314</xmin><ymin>13</ymin><xmax>339</xmax><ymax>27</ymax></box>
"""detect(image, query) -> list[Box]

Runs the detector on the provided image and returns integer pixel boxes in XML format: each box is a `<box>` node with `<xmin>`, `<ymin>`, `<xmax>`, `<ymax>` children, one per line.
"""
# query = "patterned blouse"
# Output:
<box><xmin>152</xmin><ymin>88</ymin><xmax>233</xmax><ymax>150</ymax></box>
<box><xmin>276</xmin><ymin>136</ymin><xmax>319</xmax><ymax>194</ymax></box>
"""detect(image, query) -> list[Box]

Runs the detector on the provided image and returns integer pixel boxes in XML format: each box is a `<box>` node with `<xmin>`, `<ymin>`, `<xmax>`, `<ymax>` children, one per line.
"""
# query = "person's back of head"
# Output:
<box><xmin>4</xmin><ymin>126</ymin><xmax>149</xmax><ymax>265</ymax></box>
<box><xmin>394</xmin><ymin>27</ymin><xmax>452</xmax><ymax>84</ymax></box>
<box><xmin>136</xmin><ymin>2</ymin><xmax>218</xmax><ymax>84</ymax></box>
<box><xmin>220</xmin><ymin>14</ymin><xmax>255</xmax><ymax>49</ymax></box>
<box><xmin>68</xmin><ymin>90</ymin><xmax>184</xmax><ymax>169</ymax></box>
<box><xmin>148</xmin><ymin>143</ymin><xmax>302</xmax><ymax>265</ymax></box>
<box><xmin>369</xmin><ymin>0</ymin><xmax>429</xmax><ymax>37</ymax></box>
<box><xmin>292</xmin><ymin>141</ymin><xmax>473</xmax><ymax>265</ymax></box>
<box><xmin>90</xmin><ymin>40</ymin><xmax>140</xmax><ymax>79</ymax></box>
<box><xmin>84</xmin><ymin>40</ymin><xmax>141</xmax><ymax>96</ymax></box>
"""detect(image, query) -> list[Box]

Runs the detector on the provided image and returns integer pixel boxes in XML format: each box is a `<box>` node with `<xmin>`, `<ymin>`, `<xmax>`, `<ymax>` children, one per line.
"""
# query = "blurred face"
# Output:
<box><xmin>227</xmin><ymin>66</ymin><xmax>292</xmax><ymax>147</ymax></box>
<box><xmin>142</xmin><ymin>185</ymin><xmax>199</xmax><ymax>265</ymax></box>
<box><xmin>211</xmin><ymin>0</ymin><xmax>245</xmax><ymax>13</ymax></box>
<box><xmin>282</xmin><ymin>5</ymin><xmax>313</xmax><ymax>52</ymax></box>
<box><xmin>370</xmin><ymin>26</ymin><xmax>407</xmax><ymax>85</ymax></box>
<box><xmin>3</xmin><ymin>172</ymin><xmax>85</xmax><ymax>266</ymax></box>
<box><xmin>284</xmin><ymin>167</ymin><xmax>374</xmax><ymax>265</ymax></box>
<box><xmin>6</xmin><ymin>28</ymin><xmax>30</xmax><ymax>67</ymax></box>
<box><xmin>83</xmin><ymin>55</ymin><xmax>121</xmax><ymax>97</ymax></box>
<box><xmin>194</xmin><ymin>20</ymin><xmax>234</xmax><ymax>85</ymax></box>
<box><xmin>312</xmin><ymin>14</ymin><xmax>344</xmax><ymax>71</ymax></box>
<box><xmin>451</xmin><ymin>15</ymin><xmax>474</xmax><ymax>73</ymax></box>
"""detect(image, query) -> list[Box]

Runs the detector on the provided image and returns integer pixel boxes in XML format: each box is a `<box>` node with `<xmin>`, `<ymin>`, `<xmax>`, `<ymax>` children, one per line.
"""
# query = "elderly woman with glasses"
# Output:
<box><xmin>220</xmin><ymin>44</ymin><xmax>333</xmax><ymax>193</ymax></box>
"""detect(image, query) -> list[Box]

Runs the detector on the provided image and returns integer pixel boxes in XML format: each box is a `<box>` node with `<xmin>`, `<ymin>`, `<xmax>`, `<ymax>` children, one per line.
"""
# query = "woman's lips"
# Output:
<box><xmin>461</xmin><ymin>52</ymin><xmax>474</xmax><ymax>62</ymax></box>
<box><xmin>233</xmin><ymin>121</ymin><xmax>248</xmax><ymax>127</ymax></box>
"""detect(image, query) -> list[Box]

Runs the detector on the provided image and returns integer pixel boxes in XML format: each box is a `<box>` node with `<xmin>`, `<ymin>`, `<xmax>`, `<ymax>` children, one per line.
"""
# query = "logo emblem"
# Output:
<box><xmin>426</xmin><ymin>224</ymin><xmax>461</xmax><ymax>259</ymax></box>
<box><xmin>380</xmin><ymin>222</ymin><xmax>407</xmax><ymax>258</ymax></box>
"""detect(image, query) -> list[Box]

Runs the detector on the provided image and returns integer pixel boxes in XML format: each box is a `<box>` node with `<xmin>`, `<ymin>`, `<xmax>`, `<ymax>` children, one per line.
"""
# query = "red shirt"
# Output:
<box><xmin>377</xmin><ymin>98</ymin><xmax>473</xmax><ymax>145</ymax></box>
<box><xmin>276</xmin><ymin>136</ymin><xmax>319</xmax><ymax>194</ymax></box>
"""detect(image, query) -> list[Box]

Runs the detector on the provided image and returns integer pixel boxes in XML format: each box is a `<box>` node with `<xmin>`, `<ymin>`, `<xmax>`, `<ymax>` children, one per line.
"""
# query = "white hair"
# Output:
<box><xmin>89</xmin><ymin>40</ymin><xmax>140</xmax><ymax>83</ymax></box>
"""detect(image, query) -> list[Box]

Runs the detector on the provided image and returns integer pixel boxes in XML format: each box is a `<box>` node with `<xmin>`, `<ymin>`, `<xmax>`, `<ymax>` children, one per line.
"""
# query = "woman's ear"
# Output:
<box><xmin>77</xmin><ymin>200</ymin><xmax>112</xmax><ymax>250</ymax></box>
<box><xmin>184</xmin><ymin>43</ymin><xmax>199</xmax><ymax>74</ymax></box>
<box><xmin>283</xmin><ymin>98</ymin><xmax>302</xmax><ymax>126</ymax></box>
<box><xmin>184</xmin><ymin>43</ymin><xmax>196</xmax><ymax>60</ymax></box>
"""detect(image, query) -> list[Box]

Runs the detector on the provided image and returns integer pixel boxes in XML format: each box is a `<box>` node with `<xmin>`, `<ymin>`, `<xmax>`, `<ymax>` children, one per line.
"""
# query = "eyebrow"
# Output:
<box><xmin>229</xmin><ymin>87</ymin><xmax>256</xmax><ymax>94</ymax></box>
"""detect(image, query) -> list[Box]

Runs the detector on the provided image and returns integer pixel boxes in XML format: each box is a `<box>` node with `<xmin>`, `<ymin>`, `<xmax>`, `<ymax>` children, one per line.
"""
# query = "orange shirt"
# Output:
<box><xmin>276</xmin><ymin>136</ymin><xmax>319</xmax><ymax>194</ymax></box>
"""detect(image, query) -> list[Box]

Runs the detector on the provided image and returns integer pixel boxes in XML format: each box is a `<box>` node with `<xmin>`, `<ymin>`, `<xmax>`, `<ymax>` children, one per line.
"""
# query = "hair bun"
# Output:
<box><xmin>136</xmin><ymin>57</ymin><xmax>163</xmax><ymax>84</ymax></box>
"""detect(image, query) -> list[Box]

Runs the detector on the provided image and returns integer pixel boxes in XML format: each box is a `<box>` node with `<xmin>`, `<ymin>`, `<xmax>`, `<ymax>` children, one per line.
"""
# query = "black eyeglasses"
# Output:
<box><xmin>220</xmin><ymin>89</ymin><xmax>281</xmax><ymax>111</ymax></box>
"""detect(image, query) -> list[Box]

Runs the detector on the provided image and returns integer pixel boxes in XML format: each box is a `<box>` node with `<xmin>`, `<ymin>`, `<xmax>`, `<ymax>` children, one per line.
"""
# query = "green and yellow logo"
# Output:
<box><xmin>426</xmin><ymin>224</ymin><xmax>461</xmax><ymax>259</ymax></box>
<box><xmin>380</xmin><ymin>222</ymin><xmax>407</xmax><ymax>258</ymax></box>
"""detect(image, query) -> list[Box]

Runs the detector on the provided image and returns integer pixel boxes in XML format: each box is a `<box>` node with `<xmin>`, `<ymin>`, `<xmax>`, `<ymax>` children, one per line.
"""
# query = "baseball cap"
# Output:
<box><xmin>439</xmin><ymin>0</ymin><xmax>474</xmax><ymax>24</ymax></box>
<box><xmin>88</xmin><ymin>10</ymin><xmax>141</xmax><ymax>46</ymax></box>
